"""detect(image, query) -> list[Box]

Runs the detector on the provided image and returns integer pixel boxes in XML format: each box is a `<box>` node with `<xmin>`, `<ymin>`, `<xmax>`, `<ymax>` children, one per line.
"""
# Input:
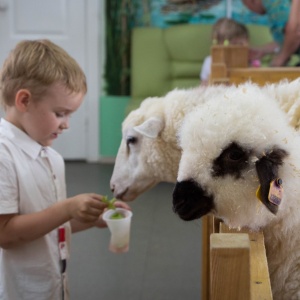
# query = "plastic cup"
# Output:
<box><xmin>103</xmin><ymin>208</ymin><xmax>133</xmax><ymax>253</ymax></box>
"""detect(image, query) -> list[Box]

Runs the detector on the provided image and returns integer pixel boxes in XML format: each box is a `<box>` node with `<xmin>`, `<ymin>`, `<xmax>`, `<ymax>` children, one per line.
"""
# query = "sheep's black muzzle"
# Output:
<box><xmin>172</xmin><ymin>179</ymin><xmax>214</xmax><ymax>221</ymax></box>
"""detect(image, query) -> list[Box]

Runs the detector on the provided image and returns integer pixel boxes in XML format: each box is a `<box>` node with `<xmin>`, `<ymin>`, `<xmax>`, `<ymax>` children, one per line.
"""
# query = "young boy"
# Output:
<box><xmin>200</xmin><ymin>18</ymin><xmax>250</xmax><ymax>86</ymax></box>
<box><xmin>0</xmin><ymin>40</ymin><xmax>129</xmax><ymax>300</ymax></box>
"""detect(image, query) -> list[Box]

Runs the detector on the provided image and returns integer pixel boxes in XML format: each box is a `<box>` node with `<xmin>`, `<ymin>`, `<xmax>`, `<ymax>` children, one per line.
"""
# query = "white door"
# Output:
<box><xmin>0</xmin><ymin>0</ymin><xmax>101</xmax><ymax>160</ymax></box>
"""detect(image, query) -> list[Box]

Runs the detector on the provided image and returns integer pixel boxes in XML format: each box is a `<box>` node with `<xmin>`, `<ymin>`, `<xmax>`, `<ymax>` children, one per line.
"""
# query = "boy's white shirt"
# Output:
<box><xmin>200</xmin><ymin>55</ymin><xmax>212</xmax><ymax>81</ymax></box>
<box><xmin>0</xmin><ymin>118</ymin><xmax>71</xmax><ymax>300</ymax></box>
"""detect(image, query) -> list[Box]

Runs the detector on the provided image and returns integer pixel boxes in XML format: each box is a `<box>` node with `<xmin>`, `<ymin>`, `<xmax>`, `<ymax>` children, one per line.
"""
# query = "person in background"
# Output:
<box><xmin>0</xmin><ymin>39</ymin><xmax>130</xmax><ymax>300</ymax></box>
<box><xmin>242</xmin><ymin>0</ymin><xmax>300</xmax><ymax>67</ymax></box>
<box><xmin>200</xmin><ymin>17</ymin><xmax>250</xmax><ymax>86</ymax></box>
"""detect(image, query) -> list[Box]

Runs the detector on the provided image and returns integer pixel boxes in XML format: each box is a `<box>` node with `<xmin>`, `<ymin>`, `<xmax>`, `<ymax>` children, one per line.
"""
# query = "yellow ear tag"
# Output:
<box><xmin>256</xmin><ymin>185</ymin><xmax>263</xmax><ymax>202</ymax></box>
<box><xmin>268</xmin><ymin>178</ymin><xmax>283</xmax><ymax>206</ymax></box>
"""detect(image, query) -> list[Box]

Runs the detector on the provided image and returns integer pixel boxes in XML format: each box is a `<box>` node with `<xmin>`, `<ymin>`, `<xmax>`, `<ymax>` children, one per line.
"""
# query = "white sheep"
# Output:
<box><xmin>262</xmin><ymin>78</ymin><xmax>300</xmax><ymax>130</ymax></box>
<box><xmin>110</xmin><ymin>85</ymin><xmax>228</xmax><ymax>201</ymax></box>
<box><xmin>173</xmin><ymin>84</ymin><xmax>300</xmax><ymax>299</ymax></box>
<box><xmin>110</xmin><ymin>79</ymin><xmax>300</xmax><ymax>202</ymax></box>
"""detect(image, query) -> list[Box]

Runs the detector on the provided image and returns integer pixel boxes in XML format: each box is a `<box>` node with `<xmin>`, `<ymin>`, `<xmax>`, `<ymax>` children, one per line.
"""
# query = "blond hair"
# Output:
<box><xmin>0</xmin><ymin>39</ymin><xmax>87</xmax><ymax>107</ymax></box>
<box><xmin>212</xmin><ymin>18</ymin><xmax>249</xmax><ymax>44</ymax></box>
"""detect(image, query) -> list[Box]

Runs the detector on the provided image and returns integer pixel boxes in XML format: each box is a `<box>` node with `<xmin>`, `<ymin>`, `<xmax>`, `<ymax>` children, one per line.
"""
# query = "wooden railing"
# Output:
<box><xmin>209</xmin><ymin>45</ymin><xmax>300</xmax><ymax>86</ymax></box>
<box><xmin>202</xmin><ymin>46</ymin><xmax>300</xmax><ymax>300</ymax></box>
<box><xmin>202</xmin><ymin>216</ymin><xmax>272</xmax><ymax>300</ymax></box>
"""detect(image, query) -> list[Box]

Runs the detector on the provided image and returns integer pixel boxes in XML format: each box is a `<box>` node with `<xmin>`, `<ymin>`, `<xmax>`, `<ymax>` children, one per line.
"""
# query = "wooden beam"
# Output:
<box><xmin>229</xmin><ymin>67</ymin><xmax>300</xmax><ymax>86</ymax></box>
<box><xmin>201</xmin><ymin>215</ymin><xmax>215</xmax><ymax>300</ymax></box>
<box><xmin>220</xmin><ymin>224</ymin><xmax>272</xmax><ymax>300</ymax></box>
<box><xmin>210</xmin><ymin>233</ymin><xmax>251</xmax><ymax>300</ymax></box>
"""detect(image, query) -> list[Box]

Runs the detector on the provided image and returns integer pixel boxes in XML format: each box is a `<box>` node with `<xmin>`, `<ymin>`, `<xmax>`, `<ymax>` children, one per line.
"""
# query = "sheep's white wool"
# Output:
<box><xmin>262</xmin><ymin>78</ymin><xmax>300</xmax><ymax>130</ymax></box>
<box><xmin>111</xmin><ymin>79</ymin><xmax>300</xmax><ymax>202</ymax></box>
<box><xmin>177</xmin><ymin>84</ymin><xmax>300</xmax><ymax>299</ymax></box>
<box><xmin>110</xmin><ymin>85</ymin><xmax>229</xmax><ymax>200</ymax></box>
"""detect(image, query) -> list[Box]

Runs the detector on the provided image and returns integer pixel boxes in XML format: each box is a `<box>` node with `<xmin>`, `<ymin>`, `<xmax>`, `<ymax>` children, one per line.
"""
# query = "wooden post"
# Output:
<box><xmin>211</xmin><ymin>45</ymin><xmax>248</xmax><ymax>68</ymax></box>
<box><xmin>202</xmin><ymin>215</ymin><xmax>217</xmax><ymax>300</ymax></box>
<box><xmin>210</xmin><ymin>233</ymin><xmax>251</xmax><ymax>300</ymax></box>
<box><xmin>210</xmin><ymin>45</ymin><xmax>248</xmax><ymax>85</ymax></box>
<box><xmin>201</xmin><ymin>216</ymin><xmax>210</xmax><ymax>300</ymax></box>
<box><xmin>219</xmin><ymin>224</ymin><xmax>273</xmax><ymax>300</ymax></box>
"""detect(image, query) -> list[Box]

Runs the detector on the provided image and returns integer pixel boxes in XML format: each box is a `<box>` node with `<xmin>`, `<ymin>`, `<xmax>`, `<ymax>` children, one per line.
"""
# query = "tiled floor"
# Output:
<box><xmin>66</xmin><ymin>161</ymin><xmax>202</xmax><ymax>300</ymax></box>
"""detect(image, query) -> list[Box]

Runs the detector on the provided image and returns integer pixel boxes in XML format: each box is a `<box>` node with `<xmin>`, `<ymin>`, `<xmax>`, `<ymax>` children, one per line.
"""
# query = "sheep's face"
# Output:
<box><xmin>173</xmin><ymin>86</ymin><xmax>292</xmax><ymax>230</ymax></box>
<box><xmin>110</xmin><ymin>116</ymin><xmax>165</xmax><ymax>201</ymax></box>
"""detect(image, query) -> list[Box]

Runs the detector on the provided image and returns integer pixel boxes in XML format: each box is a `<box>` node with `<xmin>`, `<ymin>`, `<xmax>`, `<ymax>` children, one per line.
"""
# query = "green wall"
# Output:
<box><xmin>99</xmin><ymin>95</ymin><xmax>130</xmax><ymax>158</ymax></box>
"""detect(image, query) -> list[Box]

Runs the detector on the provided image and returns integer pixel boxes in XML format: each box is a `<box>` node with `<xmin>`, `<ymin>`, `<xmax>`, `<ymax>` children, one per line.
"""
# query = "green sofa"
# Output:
<box><xmin>128</xmin><ymin>23</ymin><xmax>274</xmax><ymax>112</ymax></box>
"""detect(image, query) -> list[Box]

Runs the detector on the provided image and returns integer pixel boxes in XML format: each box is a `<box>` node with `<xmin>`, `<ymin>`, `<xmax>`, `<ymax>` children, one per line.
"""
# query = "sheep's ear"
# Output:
<box><xmin>133</xmin><ymin>117</ymin><xmax>164</xmax><ymax>138</ymax></box>
<box><xmin>255</xmin><ymin>148</ymin><xmax>288</xmax><ymax>215</ymax></box>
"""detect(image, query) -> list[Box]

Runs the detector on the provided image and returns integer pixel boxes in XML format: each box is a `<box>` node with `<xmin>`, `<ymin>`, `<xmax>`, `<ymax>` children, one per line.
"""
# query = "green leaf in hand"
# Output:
<box><xmin>102</xmin><ymin>196</ymin><xmax>125</xmax><ymax>219</ymax></box>
<box><xmin>102</xmin><ymin>196</ymin><xmax>117</xmax><ymax>209</ymax></box>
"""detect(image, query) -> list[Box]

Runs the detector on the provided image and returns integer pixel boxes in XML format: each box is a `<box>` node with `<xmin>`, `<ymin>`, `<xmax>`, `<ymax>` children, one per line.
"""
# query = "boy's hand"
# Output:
<box><xmin>67</xmin><ymin>193</ymin><xmax>106</xmax><ymax>223</ymax></box>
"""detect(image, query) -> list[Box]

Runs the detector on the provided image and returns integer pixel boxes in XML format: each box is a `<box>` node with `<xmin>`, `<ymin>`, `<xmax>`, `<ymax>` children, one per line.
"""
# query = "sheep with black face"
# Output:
<box><xmin>173</xmin><ymin>84</ymin><xmax>300</xmax><ymax>299</ymax></box>
<box><xmin>111</xmin><ymin>79</ymin><xmax>300</xmax><ymax>202</ymax></box>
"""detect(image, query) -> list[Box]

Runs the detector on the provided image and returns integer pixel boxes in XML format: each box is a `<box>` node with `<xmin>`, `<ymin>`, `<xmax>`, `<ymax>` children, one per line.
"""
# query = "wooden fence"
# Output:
<box><xmin>202</xmin><ymin>215</ymin><xmax>272</xmax><ymax>300</ymax></box>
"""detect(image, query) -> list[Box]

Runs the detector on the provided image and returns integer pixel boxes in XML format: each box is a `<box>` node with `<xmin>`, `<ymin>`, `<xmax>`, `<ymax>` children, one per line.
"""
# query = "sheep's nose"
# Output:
<box><xmin>109</xmin><ymin>183</ymin><xmax>129</xmax><ymax>200</ymax></box>
<box><xmin>172</xmin><ymin>179</ymin><xmax>214</xmax><ymax>221</ymax></box>
<box><xmin>110</xmin><ymin>183</ymin><xmax>115</xmax><ymax>193</ymax></box>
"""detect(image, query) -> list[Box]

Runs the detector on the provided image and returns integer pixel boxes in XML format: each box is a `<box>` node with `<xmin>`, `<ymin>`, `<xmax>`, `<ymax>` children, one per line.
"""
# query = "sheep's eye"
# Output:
<box><xmin>228</xmin><ymin>149</ymin><xmax>245</xmax><ymax>161</ymax></box>
<box><xmin>126</xmin><ymin>136</ymin><xmax>137</xmax><ymax>147</ymax></box>
<box><xmin>212</xmin><ymin>142</ymin><xmax>250</xmax><ymax>179</ymax></box>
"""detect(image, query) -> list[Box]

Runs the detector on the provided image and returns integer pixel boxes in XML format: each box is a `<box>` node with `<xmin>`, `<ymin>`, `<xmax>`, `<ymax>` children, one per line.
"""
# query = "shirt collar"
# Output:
<box><xmin>0</xmin><ymin>118</ymin><xmax>45</xmax><ymax>160</ymax></box>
